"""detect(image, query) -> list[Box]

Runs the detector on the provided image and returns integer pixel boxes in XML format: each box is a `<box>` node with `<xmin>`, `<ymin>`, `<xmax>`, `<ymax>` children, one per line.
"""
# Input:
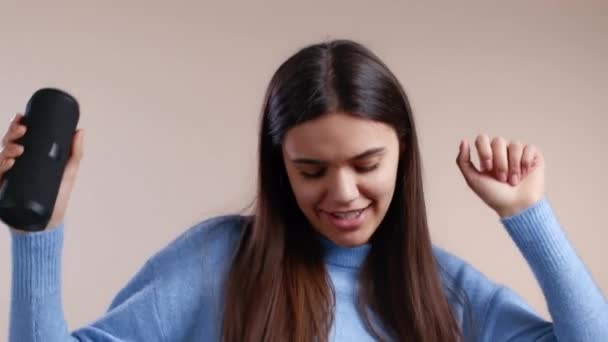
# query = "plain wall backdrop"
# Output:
<box><xmin>1</xmin><ymin>0</ymin><xmax>607</xmax><ymax>334</ymax></box>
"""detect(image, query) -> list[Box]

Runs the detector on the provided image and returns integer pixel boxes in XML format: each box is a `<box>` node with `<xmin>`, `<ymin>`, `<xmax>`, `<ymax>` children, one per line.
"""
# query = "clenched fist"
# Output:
<box><xmin>457</xmin><ymin>134</ymin><xmax>545</xmax><ymax>218</ymax></box>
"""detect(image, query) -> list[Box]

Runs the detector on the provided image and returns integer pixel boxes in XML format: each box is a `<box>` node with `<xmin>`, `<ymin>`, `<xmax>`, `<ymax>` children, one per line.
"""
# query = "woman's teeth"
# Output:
<box><xmin>331</xmin><ymin>209</ymin><xmax>364</xmax><ymax>219</ymax></box>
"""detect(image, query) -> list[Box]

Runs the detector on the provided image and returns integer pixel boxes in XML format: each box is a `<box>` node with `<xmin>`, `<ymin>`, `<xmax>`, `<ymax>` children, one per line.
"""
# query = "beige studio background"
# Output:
<box><xmin>1</xmin><ymin>0</ymin><xmax>607</xmax><ymax>335</ymax></box>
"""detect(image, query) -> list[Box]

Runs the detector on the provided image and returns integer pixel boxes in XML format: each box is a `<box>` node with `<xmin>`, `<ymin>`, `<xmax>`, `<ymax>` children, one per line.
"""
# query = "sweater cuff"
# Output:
<box><xmin>11</xmin><ymin>223</ymin><xmax>65</xmax><ymax>299</ymax></box>
<box><xmin>500</xmin><ymin>197</ymin><xmax>573</xmax><ymax>275</ymax></box>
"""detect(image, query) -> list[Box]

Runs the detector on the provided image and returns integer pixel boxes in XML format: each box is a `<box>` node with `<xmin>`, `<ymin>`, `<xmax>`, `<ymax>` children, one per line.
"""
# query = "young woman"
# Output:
<box><xmin>6</xmin><ymin>40</ymin><xmax>607</xmax><ymax>341</ymax></box>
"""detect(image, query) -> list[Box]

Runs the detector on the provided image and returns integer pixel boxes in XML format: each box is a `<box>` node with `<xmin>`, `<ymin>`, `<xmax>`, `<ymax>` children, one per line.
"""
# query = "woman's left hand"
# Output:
<box><xmin>456</xmin><ymin>134</ymin><xmax>546</xmax><ymax>218</ymax></box>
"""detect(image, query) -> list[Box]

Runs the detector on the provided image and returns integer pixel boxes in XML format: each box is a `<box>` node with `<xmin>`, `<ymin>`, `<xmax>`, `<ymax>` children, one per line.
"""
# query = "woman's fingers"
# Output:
<box><xmin>0</xmin><ymin>113</ymin><xmax>27</xmax><ymax>177</ymax></box>
<box><xmin>0</xmin><ymin>143</ymin><xmax>25</xmax><ymax>159</ymax></box>
<box><xmin>521</xmin><ymin>144</ymin><xmax>537</xmax><ymax>177</ymax></box>
<box><xmin>491</xmin><ymin>137</ymin><xmax>508</xmax><ymax>182</ymax></box>
<box><xmin>475</xmin><ymin>134</ymin><xmax>493</xmax><ymax>172</ymax></box>
<box><xmin>472</xmin><ymin>134</ymin><xmax>534</xmax><ymax>185</ymax></box>
<box><xmin>507</xmin><ymin>141</ymin><xmax>524</xmax><ymax>185</ymax></box>
<box><xmin>2</xmin><ymin>113</ymin><xmax>27</xmax><ymax>147</ymax></box>
<box><xmin>0</xmin><ymin>157</ymin><xmax>15</xmax><ymax>172</ymax></box>
<box><xmin>0</xmin><ymin>143</ymin><xmax>24</xmax><ymax>176</ymax></box>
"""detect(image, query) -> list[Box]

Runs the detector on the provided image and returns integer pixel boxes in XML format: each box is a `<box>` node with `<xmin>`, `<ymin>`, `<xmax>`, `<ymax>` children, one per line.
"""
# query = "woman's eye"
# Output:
<box><xmin>300</xmin><ymin>169</ymin><xmax>325</xmax><ymax>179</ymax></box>
<box><xmin>355</xmin><ymin>164</ymin><xmax>379</xmax><ymax>173</ymax></box>
<box><xmin>300</xmin><ymin>164</ymin><xmax>378</xmax><ymax>178</ymax></box>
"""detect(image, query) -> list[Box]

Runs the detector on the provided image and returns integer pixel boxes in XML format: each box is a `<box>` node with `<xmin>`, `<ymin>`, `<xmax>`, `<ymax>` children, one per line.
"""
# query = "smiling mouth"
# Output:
<box><xmin>321</xmin><ymin>204</ymin><xmax>372</xmax><ymax>217</ymax></box>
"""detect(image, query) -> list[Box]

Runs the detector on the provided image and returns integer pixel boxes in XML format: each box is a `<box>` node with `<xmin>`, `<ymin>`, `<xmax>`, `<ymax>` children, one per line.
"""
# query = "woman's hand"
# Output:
<box><xmin>1</xmin><ymin>113</ymin><xmax>85</xmax><ymax>233</ymax></box>
<box><xmin>456</xmin><ymin>134</ymin><xmax>545</xmax><ymax>218</ymax></box>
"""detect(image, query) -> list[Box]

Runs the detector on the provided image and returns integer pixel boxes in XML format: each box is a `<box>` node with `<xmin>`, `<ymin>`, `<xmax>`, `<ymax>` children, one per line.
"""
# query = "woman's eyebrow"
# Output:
<box><xmin>290</xmin><ymin>147</ymin><xmax>385</xmax><ymax>165</ymax></box>
<box><xmin>352</xmin><ymin>147</ymin><xmax>385</xmax><ymax>160</ymax></box>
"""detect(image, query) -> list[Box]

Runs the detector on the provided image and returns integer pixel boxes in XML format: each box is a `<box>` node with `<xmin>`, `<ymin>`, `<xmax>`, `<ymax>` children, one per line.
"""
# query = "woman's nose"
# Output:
<box><xmin>327</xmin><ymin>169</ymin><xmax>359</xmax><ymax>205</ymax></box>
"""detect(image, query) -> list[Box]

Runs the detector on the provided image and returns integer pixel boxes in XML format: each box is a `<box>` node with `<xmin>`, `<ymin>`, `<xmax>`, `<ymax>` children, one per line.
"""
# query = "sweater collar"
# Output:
<box><xmin>319</xmin><ymin>235</ymin><xmax>371</xmax><ymax>269</ymax></box>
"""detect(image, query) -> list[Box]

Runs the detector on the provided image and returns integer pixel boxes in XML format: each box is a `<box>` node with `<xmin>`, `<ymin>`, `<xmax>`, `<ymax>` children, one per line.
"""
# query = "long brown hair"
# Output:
<box><xmin>222</xmin><ymin>39</ymin><xmax>463</xmax><ymax>341</ymax></box>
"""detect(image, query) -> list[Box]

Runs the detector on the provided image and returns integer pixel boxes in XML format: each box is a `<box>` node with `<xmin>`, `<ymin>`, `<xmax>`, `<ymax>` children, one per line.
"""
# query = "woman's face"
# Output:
<box><xmin>282</xmin><ymin>112</ymin><xmax>401</xmax><ymax>247</ymax></box>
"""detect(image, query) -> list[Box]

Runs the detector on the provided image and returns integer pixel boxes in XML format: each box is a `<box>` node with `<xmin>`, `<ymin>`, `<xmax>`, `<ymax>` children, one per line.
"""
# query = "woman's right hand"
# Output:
<box><xmin>2</xmin><ymin>113</ymin><xmax>85</xmax><ymax>234</ymax></box>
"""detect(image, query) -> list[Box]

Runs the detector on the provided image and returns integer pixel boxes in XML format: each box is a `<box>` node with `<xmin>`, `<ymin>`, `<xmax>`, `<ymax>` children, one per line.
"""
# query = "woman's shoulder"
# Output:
<box><xmin>431</xmin><ymin>245</ymin><xmax>503</xmax><ymax>319</ymax></box>
<box><xmin>149</xmin><ymin>214</ymin><xmax>249</xmax><ymax>270</ymax></box>
<box><xmin>137</xmin><ymin>214</ymin><xmax>249</xmax><ymax>296</ymax></box>
<box><xmin>162</xmin><ymin>214</ymin><xmax>248</xmax><ymax>252</ymax></box>
<box><xmin>112</xmin><ymin>215</ymin><xmax>249</xmax><ymax>339</ymax></box>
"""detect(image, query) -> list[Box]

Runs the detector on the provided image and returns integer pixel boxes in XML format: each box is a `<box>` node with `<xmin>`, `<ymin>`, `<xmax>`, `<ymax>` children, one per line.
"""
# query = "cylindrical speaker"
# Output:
<box><xmin>0</xmin><ymin>88</ymin><xmax>80</xmax><ymax>232</ymax></box>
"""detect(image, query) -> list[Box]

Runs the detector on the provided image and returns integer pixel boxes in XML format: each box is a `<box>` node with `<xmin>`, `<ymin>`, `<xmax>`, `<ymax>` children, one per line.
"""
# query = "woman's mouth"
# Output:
<box><xmin>321</xmin><ymin>204</ymin><xmax>371</xmax><ymax>230</ymax></box>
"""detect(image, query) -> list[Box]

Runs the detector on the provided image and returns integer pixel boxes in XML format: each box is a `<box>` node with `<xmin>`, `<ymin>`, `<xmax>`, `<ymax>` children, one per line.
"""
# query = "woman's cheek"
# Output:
<box><xmin>292</xmin><ymin>179</ymin><xmax>323</xmax><ymax>208</ymax></box>
<box><xmin>363</xmin><ymin>167</ymin><xmax>398</xmax><ymax>199</ymax></box>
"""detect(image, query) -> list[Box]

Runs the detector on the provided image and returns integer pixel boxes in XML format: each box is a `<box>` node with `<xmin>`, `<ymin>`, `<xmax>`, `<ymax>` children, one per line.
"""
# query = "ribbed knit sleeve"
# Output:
<box><xmin>9</xmin><ymin>224</ymin><xmax>166</xmax><ymax>342</ymax></box>
<box><xmin>479</xmin><ymin>197</ymin><xmax>608</xmax><ymax>341</ymax></box>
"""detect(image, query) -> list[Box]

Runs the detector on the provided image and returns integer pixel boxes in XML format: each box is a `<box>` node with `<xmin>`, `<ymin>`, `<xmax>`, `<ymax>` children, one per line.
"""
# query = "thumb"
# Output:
<box><xmin>456</xmin><ymin>139</ymin><xmax>481</xmax><ymax>187</ymax></box>
<box><xmin>64</xmin><ymin>129</ymin><xmax>84</xmax><ymax>178</ymax></box>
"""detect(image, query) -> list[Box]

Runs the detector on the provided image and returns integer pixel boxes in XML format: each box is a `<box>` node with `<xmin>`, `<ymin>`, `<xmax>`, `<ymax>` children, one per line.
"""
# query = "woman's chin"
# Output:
<box><xmin>324</xmin><ymin>227</ymin><xmax>374</xmax><ymax>248</ymax></box>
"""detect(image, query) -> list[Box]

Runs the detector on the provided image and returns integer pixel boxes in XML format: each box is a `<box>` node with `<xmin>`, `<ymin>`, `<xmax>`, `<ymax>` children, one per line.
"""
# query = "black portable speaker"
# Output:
<box><xmin>0</xmin><ymin>88</ymin><xmax>80</xmax><ymax>232</ymax></box>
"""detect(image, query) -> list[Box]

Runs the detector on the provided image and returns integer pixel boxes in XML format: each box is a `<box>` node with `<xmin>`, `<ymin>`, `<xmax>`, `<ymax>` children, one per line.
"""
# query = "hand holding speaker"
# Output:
<box><xmin>0</xmin><ymin>89</ymin><xmax>84</xmax><ymax>233</ymax></box>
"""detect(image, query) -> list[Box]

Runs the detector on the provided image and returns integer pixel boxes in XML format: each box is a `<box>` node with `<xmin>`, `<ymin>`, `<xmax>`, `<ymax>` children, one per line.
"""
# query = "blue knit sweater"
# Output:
<box><xmin>8</xmin><ymin>197</ymin><xmax>608</xmax><ymax>341</ymax></box>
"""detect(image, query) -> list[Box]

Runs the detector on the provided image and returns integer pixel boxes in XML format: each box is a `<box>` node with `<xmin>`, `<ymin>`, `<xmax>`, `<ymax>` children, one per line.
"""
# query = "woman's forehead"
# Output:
<box><xmin>283</xmin><ymin>113</ymin><xmax>397</xmax><ymax>159</ymax></box>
